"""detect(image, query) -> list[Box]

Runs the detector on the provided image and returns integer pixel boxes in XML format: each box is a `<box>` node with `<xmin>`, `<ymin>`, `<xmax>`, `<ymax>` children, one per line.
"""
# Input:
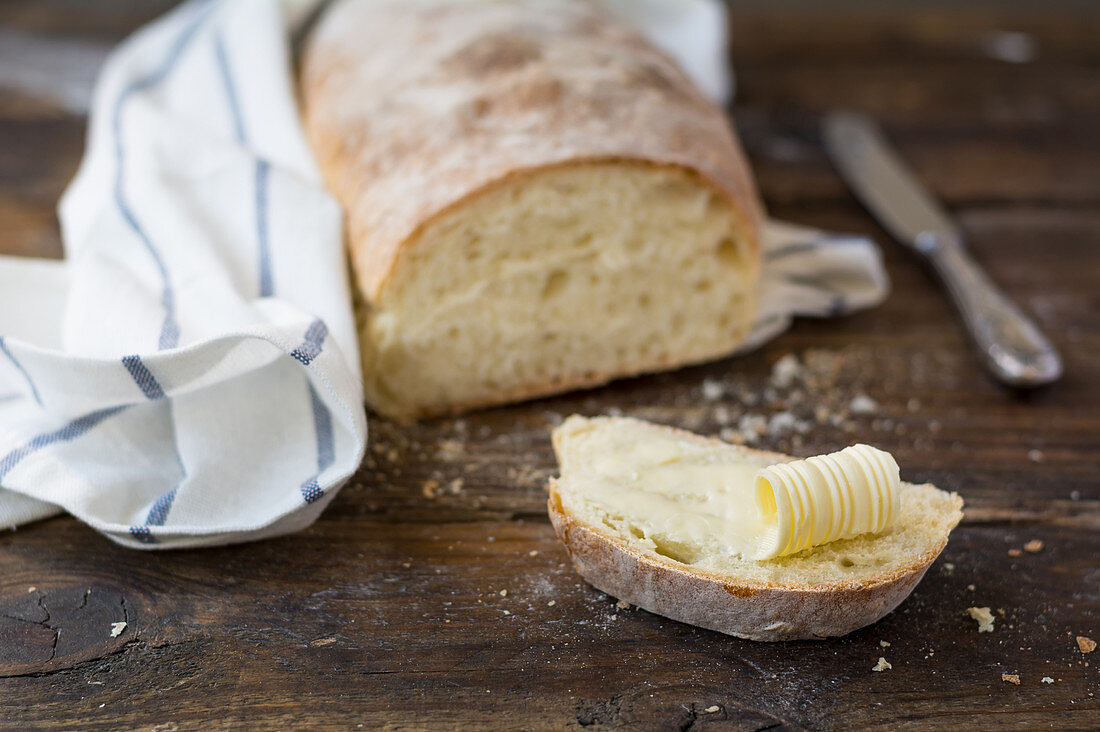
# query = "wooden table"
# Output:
<box><xmin>1</xmin><ymin>1</ymin><xmax>1097</xmax><ymax>728</ymax></box>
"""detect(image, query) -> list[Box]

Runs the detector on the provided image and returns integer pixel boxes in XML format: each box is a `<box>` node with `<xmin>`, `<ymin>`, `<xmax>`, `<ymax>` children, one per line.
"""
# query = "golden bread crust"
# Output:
<box><xmin>301</xmin><ymin>0</ymin><xmax>762</xmax><ymax>303</ymax></box>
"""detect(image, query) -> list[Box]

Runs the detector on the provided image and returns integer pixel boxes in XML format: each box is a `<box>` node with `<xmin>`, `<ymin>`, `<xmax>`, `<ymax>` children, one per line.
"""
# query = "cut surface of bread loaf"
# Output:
<box><xmin>548</xmin><ymin>415</ymin><xmax>964</xmax><ymax>640</ymax></box>
<box><xmin>301</xmin><ymin>0</ymin><xmax>762</xmax><ymax>420</ymax></box>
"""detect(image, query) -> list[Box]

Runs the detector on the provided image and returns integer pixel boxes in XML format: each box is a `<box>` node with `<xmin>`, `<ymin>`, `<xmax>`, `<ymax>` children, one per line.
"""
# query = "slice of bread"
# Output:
<box><xmin>548</xmin><ymin>415</ymin><xmax>964</xmax><ymax>641</ymax></box>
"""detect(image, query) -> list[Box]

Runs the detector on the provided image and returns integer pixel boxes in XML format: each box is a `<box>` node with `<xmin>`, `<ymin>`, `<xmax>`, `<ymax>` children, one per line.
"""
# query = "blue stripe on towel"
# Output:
<box><xmin>310</xmin><ymin>383</ymin><xmax>335</xmax><ymax>473</ymax></box>
<box><xmin>765</xmin><ymin>242</ymin><xmax>822</xmax><ymax>262</ymax></box>
<box><xmin>300</xmin><ymin>382</ymin><xmax>335</xmax><ymax>504</ymax></box>
<box><xmin>121</xmin><ymin>354</ymin><xmax>184</xmax><ymax>536</ymax></box>
<box><xmin>150</xmin><ymin>426</ymin><xmax>188</xmax><ymax>528</ymax></box>
<box><xmin>132</xmin><ymin>467</ymin><xmax>184</xmax><ymax>545</ymax></box>
<box><xmin>765</xmin><ymin>233</ymin><xmax>870</xmax><ymax>263</ymax></box>
<box><xmin>0</xmin><ymin>405</ymin><xmax>129</xmax><ymax>481</ymax></box>
<box><xmin>287</xmin><ymin>319</ymin><xmax>334</xmax><ymax>503</ymax></box>
<box><xmin>782</xmin><ymin>274</ymin><xmax>848</xmax><ymax>316</ymax></box>
<box><xmin>752</xmin><ymin>313</ymin><xmax>785</xmax><ymax>331</ymax></box>
<box><xmin>129</xmin><ymin>525</ymin><xmax>155</xmax><ymax>544</ymax></box>
<box><xmin>255</xmin><ymin>160</ymin><xmax>273</xmax><ymax>296</ymax></box>
<box><xmin>212</xmin><ymin>29</ymin><xmax>247</xmax><ymax>144</ymax></box>
<box><xmin>0</xmin><ymin>336</ymin><xmax>43</xmax><ymax>406</ymax></box>
<box><xmin>300</xmin><ymin>479</ymin><xmax>322</xmax><ymax>504</ymax></box>
<box><xmin>122</xmin><ymin>354</ymin><xmax>166</xmax><ymax>400</ymax></box>
<box><xmin>290</xmin><ymin>320</ymin><xmax>327</xmax><ymax>366</ymax></box>
<box><xmin>145</xmin><ymin>486</ymin><xmax>179</xmax><ymax>526</ymax></box>
<box><xmin>111</xmin><ymin>2</ymin><xmax>214</xmax><ymax>351</ymax></box>
<box><xmin>213</xmin><ymin>29</ymin><xmax>275</xmax><ymax>298</ymax></box>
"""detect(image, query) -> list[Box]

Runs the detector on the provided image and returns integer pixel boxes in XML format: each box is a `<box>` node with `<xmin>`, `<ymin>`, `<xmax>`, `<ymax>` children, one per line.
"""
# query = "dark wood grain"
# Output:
<box><xmin>0</xmin><ymin>1</ymin><xmax>1097</xmax><ymax>729</ymax></box>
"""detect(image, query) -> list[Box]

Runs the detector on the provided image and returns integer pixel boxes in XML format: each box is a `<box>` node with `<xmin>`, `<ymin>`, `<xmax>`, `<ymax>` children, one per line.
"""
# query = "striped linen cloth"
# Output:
<box><xmin>0</xmin><ymin>0</ymin><xmax>887</xmax><ymax>549</ymax></box>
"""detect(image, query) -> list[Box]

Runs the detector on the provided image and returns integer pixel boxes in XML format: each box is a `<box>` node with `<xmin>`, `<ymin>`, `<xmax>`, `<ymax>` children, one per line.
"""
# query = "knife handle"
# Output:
<box><xmin>926</xmin><ymin>242</ymin><xmax>1062</xmax><ymax>387</ymax></box>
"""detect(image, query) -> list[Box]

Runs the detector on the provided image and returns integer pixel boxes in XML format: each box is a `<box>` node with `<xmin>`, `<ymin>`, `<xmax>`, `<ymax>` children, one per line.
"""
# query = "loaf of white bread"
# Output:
<box><xmin>301</xmin><ymin>0</ymin><xmax>763</xmax><ymax>420</ymax></box>
<box><xmin>549</xmin><ymin>416</ymin><xmax>964</xmax><ymax>640</ymax></box>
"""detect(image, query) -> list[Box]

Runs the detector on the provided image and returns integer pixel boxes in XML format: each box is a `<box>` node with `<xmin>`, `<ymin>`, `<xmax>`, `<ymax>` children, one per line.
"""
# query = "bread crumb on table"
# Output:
<box><xmin>436</xmin><ymin>439</ymin><xmax>466</xmax><ymax>461</ymax></box>
<box><xmin>767</xmin><ymin>411</ymin><xmax>806</xmax><ymax>436</ymax></box>
<box><xmin>616</xmin><ymin>599</ymin><xmax>631</xmax><ymax>610</ymax></box>
<box><xmin>849</xmin><ymin>393</ymin><xmax>878</xmax><ymax>415</ymax></box>
<box><xmin>1027</xmin><ymin>449</ymin><xmax>1044</xmax><ymax>462</ymax></box>
<box><xmin>968</xmin><ymin>606</ymin><xmax>996</xmax><ymax>633</ymax></box>
<box><xmin>1002</xmin><ymin>673</ymin><xmax>1020</xmax><ymax>685</ymax></box>
<box><xmin>880</xmin><ymin>640</ymin><xmax>891</xmax><ymax>647</ymax></box>
<box><xmin>1042</xmin><ymin>677</ymin><xmax>1054</xmax><ymax>684</ymax></box>
<box><xmin>872</xmin><ymin>657</ymin><xmax>891</xmax><ymax>672</ymax></box>
<box><xmin>421</xmin><ymin>479</ymin><xmax>439</xmax><ymax>498</ymax></box>
<box><xmin>1008</xmin><ymin>548</ymin><xmax>1022</xmax><ymax>557</ymax></box>
<box><xmin>704</xmin><ymin>705</ymin><xmax>721</xmax><ymax>713</ymax></box>
<box><xmin>499</xmin><ymin>589</ymin><xmax>507</xmax><ymax>597</ymax></box>
<box><xmin>735</xmin><ymin>414</ymin><xmax>768</xmax><ymax>444</ymax></box>
<box><xmin>701</xmin><ymin>379</ymin><xmax>725</xmax><ymax>401</ymax></box>
<box><xmin>1023</xmin><ymin>540</ymin><xmax>1044</xmax><ymax>553</ymax></box>
<box><xmin>770</xmin><ymin>353</ymin><xmax>802</xmax><ymax>388</ymax></box>
<box><xmin>1077</xmin><ymin>636</ymin><xmax>1097</xmax><ymax>653</ymax></box>
<box><xmin>109</xmin><ymin>622</ymin><xmax>127</xmax><ymax>638</ymax></box>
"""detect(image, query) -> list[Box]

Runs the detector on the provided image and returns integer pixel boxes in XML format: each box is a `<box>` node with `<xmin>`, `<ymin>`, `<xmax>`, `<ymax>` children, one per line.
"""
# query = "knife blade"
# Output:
<box><xmin>823</xmin><ymin>110</ymin><xmax>1062</xmax><ymax>388</ymax></box>
<box><xmin>823</xmin><ymin>111</ymin><xmax>963</xmax><ymax>253</ymax></box>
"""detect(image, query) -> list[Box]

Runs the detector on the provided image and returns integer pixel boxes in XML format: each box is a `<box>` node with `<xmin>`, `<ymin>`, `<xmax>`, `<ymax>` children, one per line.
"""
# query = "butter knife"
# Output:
<box><xmin>822</xmin><ymin>111</ymin><xmax>1062</xmax><ymax>387</ymax></box>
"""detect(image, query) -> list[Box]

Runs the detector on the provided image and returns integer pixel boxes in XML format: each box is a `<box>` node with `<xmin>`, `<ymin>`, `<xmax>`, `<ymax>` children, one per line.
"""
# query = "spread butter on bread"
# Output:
<box><xmin>301</xmin><ymin>0</ymin><xmax>763</xmax><ymax>420</ymax></box>
<box><xmin>548</xmin><ymin>416</ymin><xmax>964</xmax><ymax>640</ymax></box>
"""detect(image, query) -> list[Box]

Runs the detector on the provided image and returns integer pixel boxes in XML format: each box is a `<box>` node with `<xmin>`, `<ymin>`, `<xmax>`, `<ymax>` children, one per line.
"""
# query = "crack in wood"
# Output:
<box><xmin>677</xmin><ymin>703</ymin><xmax>699</xmax><ymax>732</ymax></box>
<box><xmin>0</xmin><ymin>638</ymin><xmax>144</xmax><ymax>680</ymax></box>
<box><xmin>37</xmin><ymin>593</ymin><xmax>58</xmax><ymax>662</ymax></box>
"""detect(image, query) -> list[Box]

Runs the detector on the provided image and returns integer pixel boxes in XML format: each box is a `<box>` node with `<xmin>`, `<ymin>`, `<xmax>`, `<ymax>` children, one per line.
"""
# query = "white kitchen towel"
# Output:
<box><xmin>0</xmin><ymin>0</ymin><xmax>887</xmax><ymax>549</ymax></box>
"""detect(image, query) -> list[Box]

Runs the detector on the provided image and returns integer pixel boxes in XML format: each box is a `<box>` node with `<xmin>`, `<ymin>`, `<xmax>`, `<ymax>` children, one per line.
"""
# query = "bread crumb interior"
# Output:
<box><xmin>359</xmin><ymin>164</ymin><xmax>756</xmax><ymax>418</ymax></box>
